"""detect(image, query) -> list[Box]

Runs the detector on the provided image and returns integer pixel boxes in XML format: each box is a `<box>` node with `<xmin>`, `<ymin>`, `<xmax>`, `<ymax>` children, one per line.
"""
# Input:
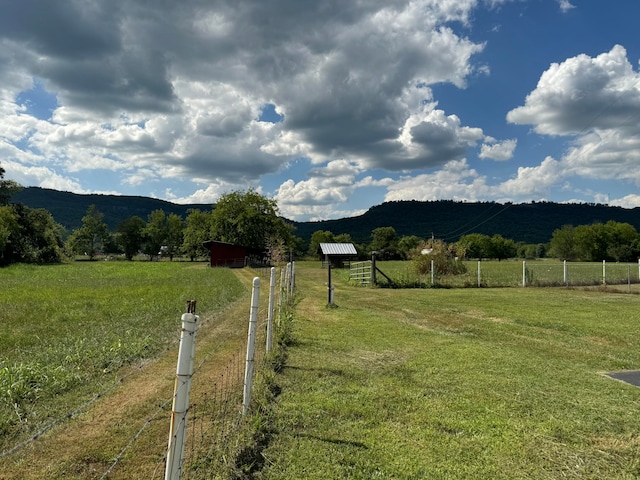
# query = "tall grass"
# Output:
<box><xmin>0</xmin><ymin>262</ymin><xmax>244</xmax><ymax>448</ymax></box>
<box><xmin>260</xmin><ymin>261</ymin><xmax>640</xmax><ymax>479</ymax></box>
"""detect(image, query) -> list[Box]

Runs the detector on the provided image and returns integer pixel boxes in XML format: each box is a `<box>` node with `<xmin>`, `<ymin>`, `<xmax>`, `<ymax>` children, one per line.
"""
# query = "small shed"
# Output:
<box><xmin>318</xmin><ymin>242</ymin><xmax>358</xmax><ymax>268</ymax></box>
<box><xmin>203</xmin><ymin>240</ymin><xmax>267</xmax><ymax>268</ymax></box>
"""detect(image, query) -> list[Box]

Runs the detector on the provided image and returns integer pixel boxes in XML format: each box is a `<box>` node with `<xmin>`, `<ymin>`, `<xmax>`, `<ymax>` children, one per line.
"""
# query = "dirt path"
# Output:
<box><xmin>0</xmin><ymin>268</ymin><xmax>260</xmax><ymax>480</ymax></box>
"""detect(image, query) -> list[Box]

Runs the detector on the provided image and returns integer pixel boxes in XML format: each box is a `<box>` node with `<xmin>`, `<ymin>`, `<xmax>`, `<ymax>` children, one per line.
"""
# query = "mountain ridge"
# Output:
<box><xmin>11</xmin><ymin>187</ymin><xmax>640</xmax><ymax>245</ymax></box>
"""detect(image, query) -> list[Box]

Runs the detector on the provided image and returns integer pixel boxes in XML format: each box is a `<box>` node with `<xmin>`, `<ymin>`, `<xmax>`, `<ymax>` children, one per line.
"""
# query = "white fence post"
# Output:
<box><xmin>266</xmin><ymin>267</ymin><xmax>276</xmax><ymax>353</ymax></box>
<box><xmin>243</xmin><ymin>277</ymin><xmax>260</xmax><ymax>415</ymax></box>
<box><xmin>564</xmin><ymin>260</ymin><xmax>568</xmax><ymax>286</ymax></box>
<box><xmin>603</xmin><ymin>260</ymin><xmax>606</xmax><ymax>285</ymax></box>
<box><xmin>522</xmin><ymin>260</ymin><xmax>526</xmax><ymax>287</ymax></box>
<box><xmin>477</xmin><ymin>261</ymin><xmax>481</xmax><ymax>288</ymax></box>
<box><xmin>431</xmin><ymin>259</ymin><xmax>435</xmax><ymax>286</ymax></box>
<box><xmin>165</xmin><ymin>301</ymin><xmax>199</xmax><ymax>480</ymax></box>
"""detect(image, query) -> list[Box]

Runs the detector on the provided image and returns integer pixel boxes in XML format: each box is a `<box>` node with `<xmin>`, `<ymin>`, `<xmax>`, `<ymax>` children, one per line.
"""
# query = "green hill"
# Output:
<box><xmin>11</xmin><ymin>187</ymin><xmax>211</xmax><ymax>231</ymax></box>
<box><xmin>291</xmin><ymin>200</ymin><xmax>640</xmax><ymax>244</ymax></box>
<box><xmin>11</xmin><ymin>187</ymin><xmax>640</xmax><ymax>244</ymax></box>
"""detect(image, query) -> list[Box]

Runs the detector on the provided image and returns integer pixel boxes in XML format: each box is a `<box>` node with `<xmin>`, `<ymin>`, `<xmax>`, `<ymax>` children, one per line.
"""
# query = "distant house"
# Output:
<box><xmin>318</xmin><ymin>242</ymin><xmax>358</xmax><ymax>268</ymax></box>
<box><xmin>203</xmin><ymin>240</ymin><xmax>267</xmax><ymax>268</ymax></box>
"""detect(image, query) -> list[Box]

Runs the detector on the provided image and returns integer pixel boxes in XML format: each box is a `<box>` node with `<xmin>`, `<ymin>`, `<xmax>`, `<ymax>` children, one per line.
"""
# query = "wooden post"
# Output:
<box><xmin>371</xmin><ymin>252</ymin><xmax>377</xmax><ymax>286</ymax></box>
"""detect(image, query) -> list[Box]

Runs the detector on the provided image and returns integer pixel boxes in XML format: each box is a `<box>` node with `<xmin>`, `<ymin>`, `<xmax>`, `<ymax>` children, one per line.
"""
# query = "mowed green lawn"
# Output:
<box><xmin>261</xmin><ymin>262</ymin><xmax>640</xmax><ymax>479</ymax></box>
<box><xmin>0</xmin><ymin>261</ymin><xmax>245</xmax><ymax>451</ymax></box>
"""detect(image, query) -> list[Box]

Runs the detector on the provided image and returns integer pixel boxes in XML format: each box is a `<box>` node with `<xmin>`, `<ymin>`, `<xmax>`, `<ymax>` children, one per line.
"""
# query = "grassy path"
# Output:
<box><xmin>0</xmin><ymin>267</ymin><xmax>258</xmax><ymax>479</ymax></box>
<box><xmin>260</xmin><ymin>262</ymin><xmax>640</xmax><ymax>479</ymax></box>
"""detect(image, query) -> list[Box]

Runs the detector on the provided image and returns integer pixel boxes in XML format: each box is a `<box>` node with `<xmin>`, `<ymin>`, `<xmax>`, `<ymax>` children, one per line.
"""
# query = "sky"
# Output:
<box><xmin>2</xmin><ymin>0</ymin><xmax>640</xmax><ymax>222</ymax></box>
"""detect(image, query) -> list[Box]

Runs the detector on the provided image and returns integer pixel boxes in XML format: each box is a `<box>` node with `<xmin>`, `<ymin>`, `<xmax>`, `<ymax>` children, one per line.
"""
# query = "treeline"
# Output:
<box><xmin>307</xmin><ymin>222</ymin><xmax>640</xmax><ymax>263</ymax></box>
<box><xmin>63</xmin><ymin>190</ymin><xmax>295</xmax><ymax>262</ymax></box>
<box><xmin>3</xmin><ymin>162</ymin><xmax>640</xmax><ymax>266</ymax></box>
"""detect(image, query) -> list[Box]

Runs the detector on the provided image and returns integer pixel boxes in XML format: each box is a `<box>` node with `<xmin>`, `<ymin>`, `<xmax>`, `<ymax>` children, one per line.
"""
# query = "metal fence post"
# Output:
<box><xmin>477</xmin><ymin>260</ymin><xmax>481</xmax><ymax>288</ymax></box>
<box><xmin>522</xmin><ymin>260</ymin><xmax>526</xmax><ymax>287</ymax></box>
<box><xmin>603</xmin><ymin>260</ymin><xmax>606</xmax><ymax>285</ymax></box>
<box><xmin>165</xmin><ymin>301</ymin><xmax>199</xmax><ymax>480</ymax></box>
<box><xmin>243</xmin><ymin>277</ymin><xmax>260</xmax><ymax>415</ymax></box>
<box><xmin>564</xmin><ymin>260</ymin><xmax>568</xmax><ymax>286</ymax></box>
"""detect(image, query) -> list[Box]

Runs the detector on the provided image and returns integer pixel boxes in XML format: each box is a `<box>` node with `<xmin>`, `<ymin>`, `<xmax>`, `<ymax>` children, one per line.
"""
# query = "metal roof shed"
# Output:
<box><xmin>318</xmin><ymin>243</ymin><xmax>357</xmax><ymax>267</ymax></box>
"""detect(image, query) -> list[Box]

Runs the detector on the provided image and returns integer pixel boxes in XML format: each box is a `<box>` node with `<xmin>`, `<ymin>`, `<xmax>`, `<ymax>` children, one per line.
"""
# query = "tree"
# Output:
<box><xmin>143</xmin><ymin>209</ymin><xmax>168</xmax><ymax>260</ymax></box>
<box><xmin>182</xmin><ymin>209</ymin><xmax>212</xmax><ymax>261</ymax></box>
<box><xmin>164</xmin><ymin>213</ymin><xmax>184</xmax><ymax>261</ymax></box>
<box><xmin>65</xmin><ymin>205</ymin><xmax>109</xmax><ymax>260</ymax></box>
<box><xmin>116</xmin><ymin>216</ymin><xmax>146</xmax><ymax>260</ymax></box>
<box><xmin>398</xmin><ymin>235</ymin><xmax>422</xmax><ymax>260</ymax></box>
<box><xmin>210</xmin><ymin>189</ymin><xmax>293</xmax><ymax>251</ymax></box>
<box><xmin>369</xmin><ymin>226</ymin><xmax>399</xmax><ymax>259</ymax></box>
<box><xmin>604</xmin><ymin>221</ymin><xmax>639</xmax><ymax>262</ymax></box>
<box><xmin>490</xmin><ymin>234</ymin><xmax>516</xmax><ymax>261</ymax></box>
<box><xmin>308</xmin><ymin>230</ymin><xmax>335</xmax><ymax>257</ymax></box>
<box><xmin>1</xmin><ymin>204</ymin><xmax>63</xmax><ymax>265</ymax></box>
<box><xmin>457</xmin><ymin>233</ymin><xmax>492</xmax><ymax>259</ymax></box>
<box><xmin>548</xmin><ymin>225</ymin><xmax>576</xmax><ymax>260</ymax></box>
<box><xmin>0</xmin><ymin>164</ymin><xmax>22</xmax><ymax>206</ymax></box>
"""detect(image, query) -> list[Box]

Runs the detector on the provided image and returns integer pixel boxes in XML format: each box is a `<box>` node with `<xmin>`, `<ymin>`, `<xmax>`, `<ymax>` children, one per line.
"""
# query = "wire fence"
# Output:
<box><xmin>1</xmin><ymin>263</ymin><xmax>295</xmax><ymax>480</ymax></box>
<box><xmin>350</xmin><ymin>260</ymin><xmax>640</xmax><ymax>289</ymax></box>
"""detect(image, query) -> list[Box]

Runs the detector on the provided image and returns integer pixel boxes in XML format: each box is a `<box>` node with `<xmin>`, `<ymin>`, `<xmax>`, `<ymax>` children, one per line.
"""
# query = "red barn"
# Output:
<box><xmin>203</xmin><ymin>240</ymin><xmax>267</xmax><ymax>268</ymax></box>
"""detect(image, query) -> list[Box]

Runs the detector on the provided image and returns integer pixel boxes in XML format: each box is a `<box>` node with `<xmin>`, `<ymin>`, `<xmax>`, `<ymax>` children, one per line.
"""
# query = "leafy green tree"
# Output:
<box><xmin>604</xmin><ymin>221</ymin><xmax>639</xmax><ymax>262</ymax></box>
<box><xmin>573</xmin><ymin>223</ymin><xmax>608</xmax><ymax>262</ymax></box>
<box><xmin>490</xmin><ymin>234</ymin><xmax>517</xmax><ymax>261</ymax></box>
<box><xmin>65</xmin><ymin>205</ymin><xmax>109</xmax><ymax>260</ymax></box>
<box><xmin>164</xmin><ymin>213</ymin><xmax>184</xmax><ymax>261</ymax></box>
<box><xmin>210</xmin><ymin>189</ymin><xmax>293</xmax><ymax>251</ymax></box>
<box><xmin>116</xmin><ymin>216</ymin><xmax>146</xmax><ymax>260</ymax></box>
<box><xmin>457</xmin><ymin>233</ymin><xmax>492</xmax><ymax>259</ymax></box>
<box><xmin>1</xmin><ymin>204</ymin><xmax>63</xmax><ymax>265</ymax></box>
<box><xmin>143</xmin><ymin>209</ymin><xmax>168</xmax><ymax>260</ymax></box>
<box><xmin>308</xmin><ymin>230</ymin><xmax>335</xmax><ymax>256</ymax></box>
<box><xmin>398</xmin><ymin>235</ymin><xmax>422</xmax><ymax>260</ymax></box>
<box><xmin>0</xmin><ymin>164</ymin><xmax>22</xmax><ymax>206</ymax></box>
<box><xmin>369</xmin><ymin>226</ymin><xmax>399</xmax><ymax>259</ymax></box>
<box><xmin>548</xmin><ymin>225</ymin><xmax>576</xmax><ymax>260</ymax></box>
<box><xmin>182</xmin><ymin>209</ymin><xmax>212</xmax><ymax>261</ymax></box>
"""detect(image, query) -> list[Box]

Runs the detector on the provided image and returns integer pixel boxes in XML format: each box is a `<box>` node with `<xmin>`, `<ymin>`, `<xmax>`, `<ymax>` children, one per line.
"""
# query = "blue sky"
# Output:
<box><xmin>2</xmin><ymin>0</ymin><xmax>640</xmax><ymax>221</ymax></box>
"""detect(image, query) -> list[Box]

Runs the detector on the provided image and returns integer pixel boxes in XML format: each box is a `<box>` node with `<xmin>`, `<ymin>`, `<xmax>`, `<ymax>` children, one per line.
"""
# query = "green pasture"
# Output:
<box><xmin>0</xmin><ymin>261</ymin><xmax>245</xmax><ymax>450</ymax></box>
<box><xmin>261</xmin><ymin>262</ymin><xmax>640</xmax><ymax>479</ymax></box>
<box><xmin>350</xmin><ymin>259</ymin><xmax>640</xmax><ymax>288</ymax></box>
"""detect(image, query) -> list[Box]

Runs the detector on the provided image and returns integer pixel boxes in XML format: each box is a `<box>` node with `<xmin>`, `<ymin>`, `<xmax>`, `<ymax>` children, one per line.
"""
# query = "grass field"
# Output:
<box><xmin>260</xmin><ymin>262</ymin><xmax>640</xmax><ymax>479</ymax></box>
<box><xmin>3</xmin><ymin>261</ymin><xmax>640</xmax><ymax>478</ymax></box>
<box><xmin>0</xmin><ymin>261</ymin><xmax>245</xmax><ymax>454</ymax></box>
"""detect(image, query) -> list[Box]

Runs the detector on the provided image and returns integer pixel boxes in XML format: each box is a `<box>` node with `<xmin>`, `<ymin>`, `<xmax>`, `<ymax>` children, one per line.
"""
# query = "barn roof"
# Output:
<box><xmin>318</xmin><ymin>243</ymin><xmax>357</xmax><ymax>256</ymax></box>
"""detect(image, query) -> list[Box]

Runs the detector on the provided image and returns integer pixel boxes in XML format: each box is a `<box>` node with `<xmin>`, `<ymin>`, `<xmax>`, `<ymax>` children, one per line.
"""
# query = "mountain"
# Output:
<box><xmin>11</xmin><ymin>187</ymin><xmax>211</xmax><ymax>231</ymax></box>
<box><xmin>11</xmin><ymin>187</ymin><xmax>640</xmax><ymax>244</ymax></box>
<box><xmin>290</xmin><ymin>200</ymin><xmax>640</xmax><ymax>245</ymax></box>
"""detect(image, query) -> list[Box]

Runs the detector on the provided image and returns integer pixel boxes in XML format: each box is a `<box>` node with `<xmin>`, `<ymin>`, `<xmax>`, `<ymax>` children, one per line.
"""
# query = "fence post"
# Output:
<box><xmin>372</xmin><ymin>252</ymin><xmax>377</xmax><ymax>285</ymax></box>
<box><xmin>266</xmin><ymin>267</ymin><xmax>276</xmax><ymax>353</ymax></box>
<box><xmin>477</xmin><ymin>260</ymin><xmax>481</xmax><ymax>288</ymax></box>
<box><xmin>431</xmin><ymin>259</ymin><xmax>435</xmax><ymax>286</ymax></box>
<box><xmin>564</xmin><ymin>260</ymin><xmax>568</xmax><ymax>286</ymax></box>
<box><xmin>603</xmin><ymin>260</ymin><xmax>606</xmax><ymax>285</ymax></box>
<box><xmin>243</xmin><ymin>277</ymin><xmax>260</xmax><ymax>415</ymax></box>
<box><xmin>165</xmin><ymin>301</ymin><xmax>199</xmax><ymax>480</ymax></box>
<box><xmin>522</xmin><ymin>260</ymin><xmax>526</xmax><ymax>287</ymax></box>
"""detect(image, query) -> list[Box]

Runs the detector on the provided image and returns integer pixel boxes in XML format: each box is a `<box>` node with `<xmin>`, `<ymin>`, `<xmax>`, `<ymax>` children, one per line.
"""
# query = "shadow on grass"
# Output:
<box><xmin>294</xmin><ymin>432</ymin><xmax>369</xmax><ymax>449</ymax></box>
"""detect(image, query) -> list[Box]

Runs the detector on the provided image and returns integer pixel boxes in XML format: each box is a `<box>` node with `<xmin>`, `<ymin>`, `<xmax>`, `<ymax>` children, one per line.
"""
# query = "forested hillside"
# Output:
<box><xmin>12</xmin><ymin>187</ymin><xmax>211</xmax><ymax>231</ymax></box>
<box><xmin>12</xmin><ymin>187</ymin><xmax>640</xmax><ymax>244</ymax></box>
<box><xmin>291</xmin><ymin>200</ymin><xmax>640</xmax><ymax>244</ymax></box>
